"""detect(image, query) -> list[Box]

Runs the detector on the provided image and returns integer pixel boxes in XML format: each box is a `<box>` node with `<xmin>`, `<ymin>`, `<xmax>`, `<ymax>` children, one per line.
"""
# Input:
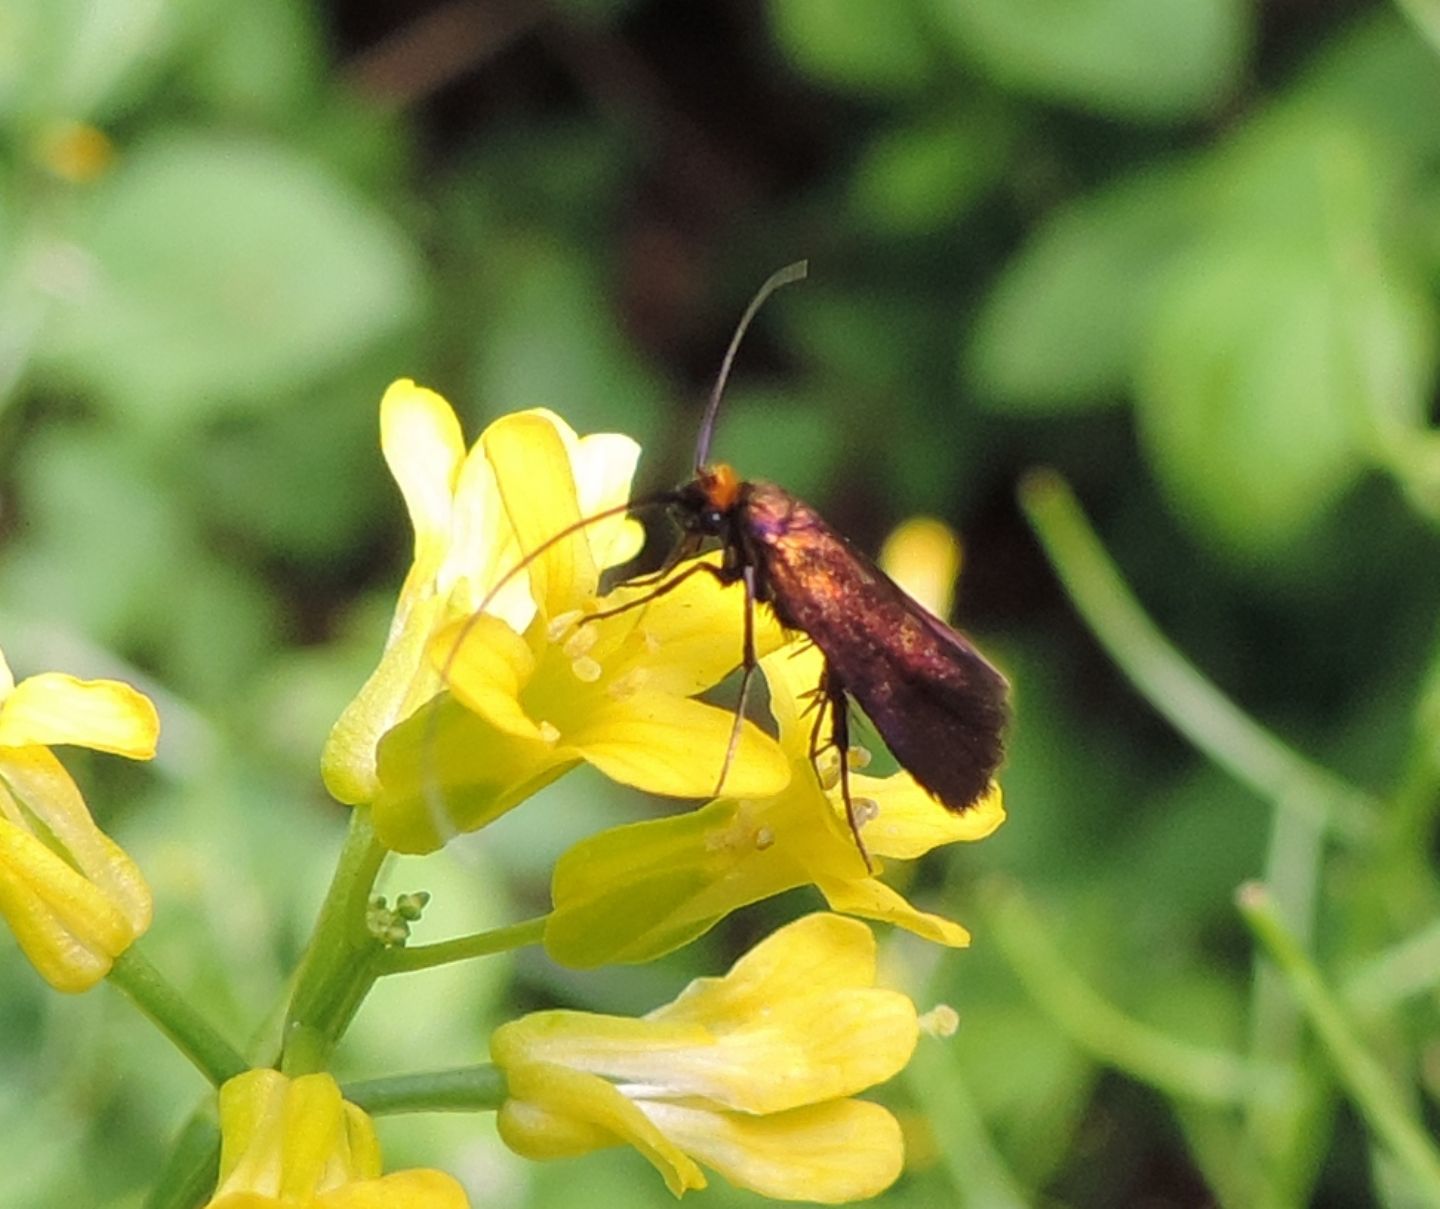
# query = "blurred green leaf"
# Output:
<box><xmin>0</xmin><ymin>0</ymin><xmax>203</xmax><ymax>127</ymax></box>
<box><xmin>928</xmin><ymin>0</ymin><xmax>1250</xmax><ymax>121</ymax></box>
<box><xmin>0</xmin><ymin>421</ymin><xmax>187</xmax><ymax>641</ymax></box>
<box><xmin>968</xmin><ymin>165</ymin><xmax>1203</xmax><ymax>412</ymax></box>
<box><xmin>1289</xmin><ymin>13</ymin><xmax>1440</xmax><ymax>169</ymax></box>
<box><xmin>467</xmin><ymin>238</ymin><xmax>664</xmax><ymax>444</ymax></box>
<box><xmin>1136</xmin><ymin>124</ymin><xmax>1436</xmax><ymax>558</ymax></box>
<box><xmin>181</xmin><ymin>0</ymin><xmax>325</xmax><ymax>120</ymax></box>
<box><xmin>849</xmin><ymin>109</ymin><xmax>1015</xmax><ymax>235</ymax></box>
<box><xmin>38</xmin><ymin>131</ymin><xmax>423</xmax><ymax>421</ymax></box>
<box><xmin>768</xmin><ymin>0</ymin><xmax>938</xmax><ymax>94</ymax></box>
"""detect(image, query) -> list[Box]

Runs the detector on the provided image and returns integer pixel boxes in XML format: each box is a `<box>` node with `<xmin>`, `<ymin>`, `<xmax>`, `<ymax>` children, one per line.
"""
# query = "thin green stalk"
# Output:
<box><xmin>109</xmin><ymin>947</ymin><xmax>248</xmax><ymax>1086</ymax></box>
<box><xmin>343</xmin><ymin>1064</ymin><xmax>508</xmax><ymax>1115</ymax></box>
<box><xmin>1342</xmin><ymin>915</ymin><xmax>1440</xmax><ymax>1016</ymax></box>
<box><xmin>904</xmin><ymin>1040</ymin><xmax>1030</xmax><ymax>1209</ymax></box>
<box><xmin>983</xmin><ymin>879</ymin><xmax>1260</xmax><ymax>1106</ymax></box>
<box><xmin>283</xmin><ymin>807</ymin><xmax>388</xmax><ymax>1073</ymax></box>
<box><xmin>141</xmin><ymin>1113</ymin><xmax>220</xmax><ymax>1209</ymax></box>
<box><xmin>1237</xmin><ymin>883</ymin><xmax>1440</xmax><ymax>1201</ymax></box>
<box><xmin>377</xmin><ymin>916</ymin><xmax>547</xmax><ymax>974</ymax></box>
<box><xmin>1018</xmin><ymin>471</ymin><xmax>1378</xmax><ymax>844</ymax></box>
<box><xmin>1241</xmin><ymin>788</ymin><xmax>1329</xmax><ymax>1208</ymax></box>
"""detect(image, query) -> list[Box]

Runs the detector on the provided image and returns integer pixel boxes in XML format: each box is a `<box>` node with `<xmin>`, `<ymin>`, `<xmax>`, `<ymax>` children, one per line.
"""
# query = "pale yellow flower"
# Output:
<box><xmin>352</xmin><ymin>390</ymin><xmax>788</xmax><ymax>853</ymax></box>
<box><xmin>493</xmin><ymin>913</ymin><xmax>917</xmax><ymax>1202</ymax></box>
<box><xmin>0</xmin><ymin>648</ymin><xmax>157</xmax><ymax>992</ymax></box>
<box><xmin>205</xmin><ymin>1070</ymin><xmax>470</xmax><ymax>1208</ymax></box>
<box><xmin>323</xmin><ymin>379</ymin><xmax>642</xmax><ymax>809</ymax></box>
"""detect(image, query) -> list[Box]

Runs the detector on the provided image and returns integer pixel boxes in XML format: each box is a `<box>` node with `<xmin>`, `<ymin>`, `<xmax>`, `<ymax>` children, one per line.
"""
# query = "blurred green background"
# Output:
<box><xmin>2</xmin><ymin>1</ymin><xmax>1440</xmax><ymax>1206</ymax></box>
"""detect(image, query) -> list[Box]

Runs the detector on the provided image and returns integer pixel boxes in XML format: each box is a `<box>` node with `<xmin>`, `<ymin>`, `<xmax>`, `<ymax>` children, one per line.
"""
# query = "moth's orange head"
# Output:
<box><xmin>697</xmin><ymin>463</ymin><xmax>741</xmax><ymax>513</ymax></box>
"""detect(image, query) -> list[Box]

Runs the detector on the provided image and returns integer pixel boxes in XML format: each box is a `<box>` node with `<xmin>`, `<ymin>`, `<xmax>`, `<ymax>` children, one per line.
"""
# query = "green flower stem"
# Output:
<box><xmin>904</xmin><ymin>1040</ymin><xmax>1029</xmax><ymax>1209</ymax></box>
<box><xmin>1237</xmin><ymin>882</ymin><xmax>1440</xmax><ymax>1200</ymax></box>
<box><xmin>983</xmin><ymin>878</ymin><xmax>1259</xmax><ymax>1106</ymax></box>
<box><xmin>1018</xmin><ymin>470</ymin><xmax>1378</xmax><ymax>844</ymax></box>
<box><xmin>109</xmin><ymin>947</ymin><xmax>248</xmax><ymax>1086</ymax></box>
<box><xmin>142</xmin><ymin>1113</ymin><xmax>220</xmax><ymax>1209</ymax></box>
<box><xmin>1241</xmin><ymin>787</ymin><xmax>1327</xmax><ymax>1205</ymax></box>
<box><xmin>343</xmin><ymin>1064</ymin><xmax>508</xmax><ymax>1115</ymax></box>
<box><xmin>282</xmin><ymin>806</ymin><xmax>388</xmax><ymax>1074</ymax></box>
<box><xmin>377</xmin><ymin>916</ymin><xmax>548</xmax><ymax>975</ymax></box>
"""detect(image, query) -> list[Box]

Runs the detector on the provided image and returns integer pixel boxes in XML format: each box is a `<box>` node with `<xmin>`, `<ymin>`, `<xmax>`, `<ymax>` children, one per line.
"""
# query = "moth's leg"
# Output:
<box><xmin>580</xmin><ymin>556</ymin><xmax>726</xmax><ymax>627</ymax></box>
<box><xmin>715</xmin><ymin>562</ymin><xmax>760</xmax><ymax>798</ymax></box>
<box><xmin>824</xmin><ymin>668</ymin><xmax>874</xmax><ymax>872</ymax></box>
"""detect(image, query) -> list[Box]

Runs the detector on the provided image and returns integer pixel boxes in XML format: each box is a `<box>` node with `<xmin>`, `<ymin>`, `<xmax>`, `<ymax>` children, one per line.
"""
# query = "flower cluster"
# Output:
<box><xmin>2</xmin><ymin>378</ymin><xmax>1006</xmax><ymax>1206</ymax></box>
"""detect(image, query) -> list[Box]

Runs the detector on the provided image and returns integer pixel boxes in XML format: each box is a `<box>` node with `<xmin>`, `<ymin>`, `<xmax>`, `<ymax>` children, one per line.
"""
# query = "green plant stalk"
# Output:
<box><xmin>983</xmin><ymin>878</ymin><xmax>1258</xmax><ymax>1106</ymax></box>
<box><xmin>142</xmin><ymin>1113</ymin><xmax>220</xmax><ymax>1209</ymax></box>
<box><xmin>904</xmin><ymin>1040</ymin><xmax>1030</xmax><ymax>1209</ymax></box>
<box><xmin>1237</xmin><ymin>882</ymin><xmax>1440</xmax><ymax>1200</ymax></box>
<box><xmin>1342</xmin><ymin>915</ymin><xmax>1440</xmax><ymax>1016</ymax></box>
<box><xmin>343</xmin><ymin>1064</ymin><xmax>508</xmax><ymax>1115</ymax></box>
<box><xmin>377</xmin><ymin>915</ymin><xmax>547</xmax><ymax>974</ymax></box>
<box><xmin>109</xmin><ymin>947</ymin><xmax>249</xmax><ymax>1086</ymax></box>
<box><xmin>282</xmin><ymin>806</ymin><xmax>388</xmax><ymax>1074</ymax></box>
<box><xmin>1018</xmin><ymin>470</ymin><xmax>1378</xmax><ymax>844</ymax></box>
<box><xmin>1241</xmin><ymin>790</ymin><xmax>1329</xmax><ymax>1208</ymax></box>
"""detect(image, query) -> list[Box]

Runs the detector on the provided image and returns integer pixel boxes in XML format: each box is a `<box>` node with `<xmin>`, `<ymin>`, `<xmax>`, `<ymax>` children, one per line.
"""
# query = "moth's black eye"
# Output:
<box><xmin>702</xmin><ymin>508</ymin><xmax>726</xmax><ymax>533</ymax></box>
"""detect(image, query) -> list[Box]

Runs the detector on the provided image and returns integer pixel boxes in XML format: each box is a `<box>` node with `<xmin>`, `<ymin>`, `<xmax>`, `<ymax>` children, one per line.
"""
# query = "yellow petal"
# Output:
<box><xmin>512</xmin><ymin>979</ymin><xmax>917</xmax><ymax>1115</ymax></box>
<box><xmin>447</xmin><ymin>438</ymin><xmax>534</xmax><ymax>635</ymax></box>
<box><xmin>0</xmin><ymin>673</ymin><xmax>158</xmax><ymax>758</ymax></box>
<box><xmin>380</xmin><ymin>380</ymin><xmax>465</xmax><ymax>594</ymax></box>
<box><xmin>483</xmin><ymin>411</ymin><xmax>597</xmax><ymax>618</ymax></box>
<box><xmin>545</xmin><ymin>799</ymin><xmax>810</xmax><ymax>967</ymax></box>
<box><xmin>861</xmin><ymin>776</ymin><xmax>1005</xmax><ymax>860</ymax></box>
<box><xmin>0</xmin><ymin>819</ymin><xmax>130</xmax><ymax>991</ymax></box>
<box><xmin>432</xmin><ymin>614</ymin><xmax>545</xmax><ymax>742</ymax></box>
<box><xmin>278</xmin><ymin>1074</ymin><xmax>350</xmax><ymax>1196</ymax></box>
<box><xmin>495</xmin><ymin>1059</ymin><xmax>705</xmax><ymax>1197</ymax></box>
<box><xmin>373</xmin><ymin>697</ymin><xmax>574</xmax><ymax>853</ymax></box>
<box><xmin>643</xmin><ymin>1098</ymin><xmax>905</xmax><ymax>1203</ymax></box>
<box><xmin>0</xmin><ymin>747</ymin><xmax>151</xmax><ymax>932</ymax></box>
<box><xmin>817</xmin><ymin>874</ymin><xmax>972</xmax><ymax>947</ymax></box>
<box><xmin>569</xmin><ymin>430</ymin><xmax>643</xmax><ymax>569</ymax></box>
<box><xmin>323</xmin><ymin>594</ymin><xmax>447</xmax><ymax>805</ymax></box>
<box><xmin>661</xmin><ymin>912</ymin><xmax>878</xmax><ymax>1017</ymax></box>
<box><xmin>878</xmin><ymin>516</ymin><xmax>961</xmax><ymax>620</ymax></box>
<box><xmin>565</xmin><ymin>694</ymin><xmax>789</xmax><ymax>800</ymax></box>
<box><xmin>0</xmin><ymin>650</ymin><xmax>13</xmax><ymax>696</ymax></box>
<box><xmin>759</xmin><ymin>642</ymin><xmax>829</xmax><ymax>758</ymax></box>
<box><xmin>595</xmin><ymin>557</ymin><xmax>786</xmax><ymax>698</ymax></box>
<box><xmin>313</xmin><ymin>1170</ymin><xmax>472</xmax><ymax>1208</ymax></box>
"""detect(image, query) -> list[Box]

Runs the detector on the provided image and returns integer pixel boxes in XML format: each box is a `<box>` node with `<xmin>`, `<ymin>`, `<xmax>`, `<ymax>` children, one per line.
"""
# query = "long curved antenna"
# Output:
<box><xmin>693</xmin><ymin>260</ymin><xmax>809</xmax><ymax>473</ymax></box>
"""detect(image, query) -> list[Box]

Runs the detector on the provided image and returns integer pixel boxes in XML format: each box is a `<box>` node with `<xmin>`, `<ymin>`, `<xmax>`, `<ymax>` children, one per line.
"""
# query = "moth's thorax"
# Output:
<box><xmin>737</xmin><ymin>479</ymin><xmax>813</xmax><ymax>542</ymax></box>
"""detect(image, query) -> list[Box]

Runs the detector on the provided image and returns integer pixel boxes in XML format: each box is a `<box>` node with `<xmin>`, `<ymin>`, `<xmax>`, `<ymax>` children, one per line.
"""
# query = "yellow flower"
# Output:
<box><xmin>206</xmin><ymin>1070</ymin><xmax>470</xmax><ymax>1208</ymax></box>
<box><xmin>545</xmin><ymin>638</ymin><xmax>1004</xmax><ymax>966</ymax></box>
<box><xmin>0</xmin><ymin>649</ymin><xmax>157</xmax><ymax>992</ymax></box>
<box><xmin>323</xmin><ymin>380</ymin><xmax>643</xmax><ymax>808</ymax></box>
<box><xmin>357</xmin><ymin>390</ymin><xmax>789</xmax><ymax>853</ymax></box>
<box><xmin>493</xmin><ymin>913</ymin><xmax>917</xmax><ymax>1202</ymax></box>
